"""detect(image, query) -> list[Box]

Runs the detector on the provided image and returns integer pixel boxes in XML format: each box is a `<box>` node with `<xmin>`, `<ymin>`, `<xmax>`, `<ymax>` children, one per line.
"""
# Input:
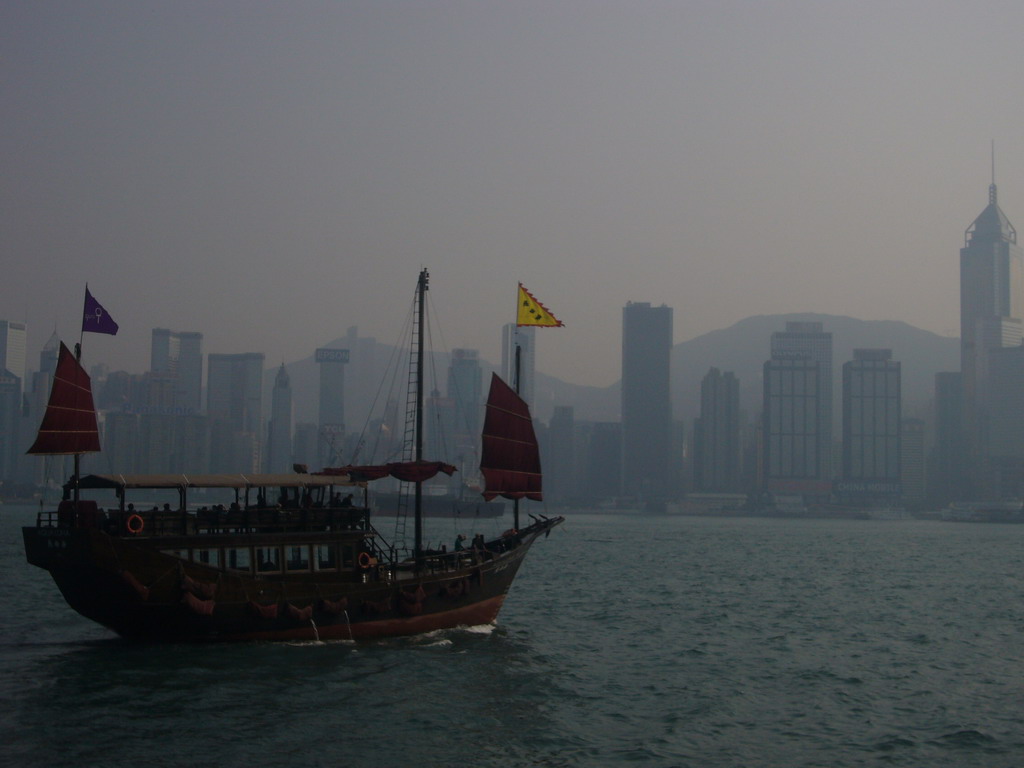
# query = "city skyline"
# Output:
<box><xmin>5</xmin><ymin>3</ymin><xmax>1023</xmax><ymax>386</ymax></box>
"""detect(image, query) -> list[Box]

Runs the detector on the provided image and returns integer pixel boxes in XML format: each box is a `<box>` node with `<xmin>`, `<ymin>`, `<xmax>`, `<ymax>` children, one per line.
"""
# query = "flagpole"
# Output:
<box><xmin>79</xmin><ymin>284</ymin><xmax>87</xmax><ymax>357</ymax></box>
<box><xmin>512</xmin><ymin>288</ymin><xmax>522</xmax><ymax>530</ymax></box>
<box><xmin>74</xmin><ymin>286</ymin><xmax>88</xmax><ymax>516</ymax></box>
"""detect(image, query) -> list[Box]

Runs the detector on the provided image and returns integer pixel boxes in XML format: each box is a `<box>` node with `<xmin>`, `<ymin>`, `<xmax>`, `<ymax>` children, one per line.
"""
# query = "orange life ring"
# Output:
<box><xmin>358</xmin><ymin>551</ymin><xmax>373</xmax><ymax>569</ymax></box>
<box><xmin>127</xmin><ymin>514</ymin><xmax>145</xmax><ymax>535</ymax></box>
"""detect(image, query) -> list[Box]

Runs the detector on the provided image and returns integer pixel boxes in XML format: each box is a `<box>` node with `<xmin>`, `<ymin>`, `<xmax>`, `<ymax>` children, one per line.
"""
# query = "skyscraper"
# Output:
<box><xmin>901</xmin><ymin>418</ymin><xmax>925</xmax><ymax>507</ymax></box>
<box><xmin>930</xmin><ymin>371</ymin><xmax>966</xmax><ymax>504</ymax></box>
<box><xmin>447</xmin><ymin>348</ymin><xmax>483</xmax><ymax>462</ymax></box>
<box><xmin>267</xmin><ymin>364</ymin><xmax>293</xmax><ymax>473</ymax></box>
<box><xmin>501</xmin><ymin>324</ymin><xmax>536</xmax><ymax>406</ymax></box>
<box><xmin>0</xmin><ymin>320</ymin><xmax>27</xmax><ymax>387</ymax></box>
<box><xmin>770</xmin><ymin>321</ymin><xmax>833</xmax><ymax>483</ymax></box>
<box><xmin>960</xmin><ymin>173</ymin><xmax>1024</xmax><ymax>498</ymax></box>
<box><xmin>839</xmin><ymin>349</ymin><xmax>901</xmax><ymax>506</ymax></box>
<box><xmin>694</xmin><ymin>368</ymin><xmax>741</xmax><ymax>493</ymax></box>
<box><xmin>0</xmin><ymin>368</ymin><xmax>20</xmax><ymax>484</ymax></box>
<box><xmin>207</xmin><ymin>352</ymin><xmax>264</xmax><ymax>472</ymax></box>
<box><xmin>546</xmin><ymin>405</ymin><xmax>576</xmax><ymax>502</ymax></box>
<box><xmin>151</xmin><ymin>328</ymin><xmax>203</xmax><ymax>414</ymax></box>
<box><xmin>0</xmin><ymin>321</ymin><xmax>26</xmax><ymax>486</ymax></box>
<box><xmin>316</xmin><ymin>347</ymin><xmax>349</xmax><ymax>467</ymax></box>
<box><xmin>762</xmin><ymin>356</ymin><xmax>823</xmax><ymax>498</ymax></box>
<box><xmin>621</xmin><ymin>302</ymin><xmax>673</xmax><ymax>500</ymax></box>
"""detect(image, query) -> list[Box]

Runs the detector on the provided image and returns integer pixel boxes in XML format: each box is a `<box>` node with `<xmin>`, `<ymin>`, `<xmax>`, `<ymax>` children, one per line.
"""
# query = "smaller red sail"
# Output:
<box><xmin>27</xmin><ymin>342</ymin><xmax>101</xmax><ymax>455</ymax></box>
<box><xmin>480</xmin><ymin>373</ymin><xmax>542</xmax><ymax>501</ymax></box>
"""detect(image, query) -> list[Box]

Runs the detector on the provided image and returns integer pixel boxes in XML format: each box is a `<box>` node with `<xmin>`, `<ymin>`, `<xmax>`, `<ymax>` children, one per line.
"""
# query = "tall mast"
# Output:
<box><xmin>513</xmin><ymin>340</ymin><xmax>521</xmax><ymax>531</ymax></box>
<box><xmin>414</xmin><ymin>268</ymin><xmax>428</xmax><ymax>570</ymax></box>
<box><xmin>73</xmin><ymin>342</ymin><xmax>83</xmax><ymax>510</ymax></box>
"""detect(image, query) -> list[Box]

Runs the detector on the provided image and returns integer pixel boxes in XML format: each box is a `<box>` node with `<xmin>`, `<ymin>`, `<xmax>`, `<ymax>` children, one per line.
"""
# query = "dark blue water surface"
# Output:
<box><xmin>4</xmin><ymin>506</ymin><xmax>1024</xmax><ymax>767</ymax></box>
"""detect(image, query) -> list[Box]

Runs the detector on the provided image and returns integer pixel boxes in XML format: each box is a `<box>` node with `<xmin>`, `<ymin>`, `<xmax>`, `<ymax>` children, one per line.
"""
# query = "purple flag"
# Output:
<box><xmin>82</xmin><ymin>287</ymin><xmax>119</xmax><ymax>335</ymax></box>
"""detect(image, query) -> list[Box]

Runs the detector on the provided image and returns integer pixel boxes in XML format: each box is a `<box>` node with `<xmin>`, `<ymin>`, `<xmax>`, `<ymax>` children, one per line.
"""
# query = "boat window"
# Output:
<box><xmin>314</xmin><ymin>544</ymin><xmax>336</xmax><ymax>571</ymax></box>
<box><xmin>255</xmin><ymin>546</ymin><xmax>280</xmax><ymax>573</ymax></box>
<box><xmin>286</xmin><ymin>545</ymin><xmax>310</xmax><ymax>571</ymax></box>
<box><xmin>161</xmin><ymin>549</ymin><xmax>188</xmax><ymax>561</ymax></box>
<box><xmin>227</xmin><ymin>548</ymin><xmax>252</xmax><ymax>571</ymax></box>
<box><xmin>340</xmin><ymin>544</ymin><xmax>355</xmax><ymax>569</ymax></box>
<box><xmin>193</xmin><ymin>548</ymin><xmax>221</xmax><ymax>567</ymax></box>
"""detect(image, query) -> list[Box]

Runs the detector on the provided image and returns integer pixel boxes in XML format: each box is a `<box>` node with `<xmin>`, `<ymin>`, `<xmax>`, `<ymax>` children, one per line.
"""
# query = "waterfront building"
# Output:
<box><xmin>0</xmin><ymin>321</ymin><xmax>25</xmax><ymax>487</ymax></box>
<box><xmin>693</xmin><ymin>368</ymin><xmax>741</xmax><ymax>493</ymax></box>
<box><xmin>150</xmin><ymin>329</ymin><xmax>203</xmax><ymax>414</ymax></box>
<box><xmin>0</xmin><ymin>367</ymin><xmax>20</xmax><ymax>485</ymax></box>
<box><xmin>447</xmin><ymin>348</ymin><xmax>483</xmax><ymax>465</ymax></box>
<box><xmin>546</xmin><ymin>405</ymin><xmax>576</xmax><ymax>503</ymax></box>
<box><xmin>960</xmin><ymin>174</ymin><xmax>1024</xmax><ymax>496</ymax></box>
<box><xmin>501</xmin><ymin>323</ymin><xmax>536</xmax><ymax>407</ymax></box>
<box><xmin>839</xmin><ymin>349</ymin><xmax>901</xmax><ymax>506</ymax></box>
<box><xmin>978</xmin><ymin>344</ymin><xmax>1024</xmax><ymax>498</ymax></box>
<box><xmin>621</xmin><ymin>302</ymin><xmax>673</xmax><ymax>500</ymax></box>
<box><xmin>770</xmin><ymin>321</ymin><xmax>833</xmax><ymax>482</ymax></box>
<box><xmin>0</xmin><ymin>320</ymin><xmax>27</xmax><ymax>387</ymax></box>
<box><xmin>101</xmin><ymin>411</ymin><xmax>139</xmax><ymax>474</ymax></box>
<box><xmin>425</xmin><ymin>389</ymin><xmax>457</xmax><ymax>476</ymax></box>
<box><xmin>762</xmin><ymin>355</ymin><xmax>829</xmax><ymax>501</ymax></box>
<box><xmin>316</xmin><ymin>347</ymin><xmax>349</xmax><ymax>467</ymax></box>
<box><xmin>900</xmin><ymin>418</ymin><xmax>926</xmax><ymax>507</ymax></box>
<box><xmin>207</xmin><ymin>352</ymin><xmax>264</xmax><ymax>472</ymax></box>
<box><xmin>585</xmin><ymin>421</ymin><xmax>623</xmax><ymax>502</ymax></box>
<box><xmin>930</xmin><ymin>372</ymin><xmax>967</xmax><ymax>505</ymax></box>
<box><xmin>292</xmin><ymin>422</ymin><xmax>319</xmax><ymax>471</ymax></box>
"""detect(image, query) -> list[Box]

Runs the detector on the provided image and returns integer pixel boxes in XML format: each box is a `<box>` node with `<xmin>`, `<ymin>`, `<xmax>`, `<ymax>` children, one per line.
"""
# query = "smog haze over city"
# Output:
<box><xmin>4</xmin><ymin>1</ymin><xmax>1024</xmax><ymax>385</ymax></box>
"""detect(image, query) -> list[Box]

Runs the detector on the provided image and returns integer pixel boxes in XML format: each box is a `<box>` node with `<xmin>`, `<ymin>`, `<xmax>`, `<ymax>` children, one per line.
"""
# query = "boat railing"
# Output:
<box><xmin>37</xmin><ymin>502</ymin><xmax>373</xmax><ymax>537</ymax></box>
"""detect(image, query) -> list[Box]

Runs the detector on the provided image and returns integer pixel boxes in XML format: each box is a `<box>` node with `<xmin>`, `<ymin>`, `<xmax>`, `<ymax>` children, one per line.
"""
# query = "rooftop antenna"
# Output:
<box><xmin>990</xmin><ymin>139</ymin><xmax>997</xmax><ymax>205</ymax></box>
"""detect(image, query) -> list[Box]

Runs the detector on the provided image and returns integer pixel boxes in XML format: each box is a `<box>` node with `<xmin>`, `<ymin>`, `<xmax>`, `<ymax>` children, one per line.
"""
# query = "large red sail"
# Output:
<box><xmin>27</xmin><ymin>342</ymin><xmax>101</xmax><ymax>455</ymax></box>
<box><xmin>480</xmin><ymin>373</ymin><xmax>542</xmax><ymax>501</ymax></box>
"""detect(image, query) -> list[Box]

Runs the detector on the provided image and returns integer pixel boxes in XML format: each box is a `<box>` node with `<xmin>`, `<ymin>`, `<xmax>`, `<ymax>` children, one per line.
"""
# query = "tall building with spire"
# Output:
<box><xmin>266</xmin><ymin>364</ymin><xmax>293</xmax><ymax>473</ymax></box>
<box><xmin>960</xmin><ymin>163</ymin><xmax>1024</xmax><ymax>497</ymax></box>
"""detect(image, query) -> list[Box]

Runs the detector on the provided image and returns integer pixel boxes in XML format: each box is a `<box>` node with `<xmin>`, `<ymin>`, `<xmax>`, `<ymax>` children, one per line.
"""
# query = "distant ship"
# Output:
<box><xmin>942</xmin><ymin>501</ymin><xmax>1024</xmax><ymax>523</ymax></box>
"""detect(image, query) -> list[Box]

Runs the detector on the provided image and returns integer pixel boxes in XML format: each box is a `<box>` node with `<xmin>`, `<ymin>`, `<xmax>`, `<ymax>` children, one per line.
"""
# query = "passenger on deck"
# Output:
<box><xmin>340</xmin><ymin>493</ymin><xmax>353</xmax><ymax>508</ymax></box>
<box><xmin>454</xmin><ymin>533</ymin><xmax>466</xmax><ymax>551</ymax></box>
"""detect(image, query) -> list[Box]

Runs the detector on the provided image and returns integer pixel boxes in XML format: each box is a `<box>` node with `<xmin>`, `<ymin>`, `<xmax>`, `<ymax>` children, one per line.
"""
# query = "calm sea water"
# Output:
<box><xmin>3</xmin><ymin>505</ymin><xmax>1024</xmax><ymax>768</ymax></box>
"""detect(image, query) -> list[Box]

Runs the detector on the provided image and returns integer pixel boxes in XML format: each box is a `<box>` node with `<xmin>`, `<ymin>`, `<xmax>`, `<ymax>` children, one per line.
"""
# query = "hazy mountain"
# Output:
<box><xmin>271</xmin><ymin>313</ymin><xmax>960</xmax><ymax>428</ymax></box>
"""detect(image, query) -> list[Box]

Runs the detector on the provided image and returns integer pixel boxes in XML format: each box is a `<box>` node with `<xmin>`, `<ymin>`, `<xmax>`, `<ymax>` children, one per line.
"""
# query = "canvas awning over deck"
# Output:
<box><xmin>72</xmin><ymin>473</ymin><xmax>361</xmax><ymax>492</ymax></box>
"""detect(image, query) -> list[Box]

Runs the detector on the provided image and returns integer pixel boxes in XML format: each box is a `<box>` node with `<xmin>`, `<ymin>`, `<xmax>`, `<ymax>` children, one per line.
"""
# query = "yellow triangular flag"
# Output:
<box><xmin>517</xmin><ymin>284</ymin><xmax>564</xmax><ymax>327</ymax></box>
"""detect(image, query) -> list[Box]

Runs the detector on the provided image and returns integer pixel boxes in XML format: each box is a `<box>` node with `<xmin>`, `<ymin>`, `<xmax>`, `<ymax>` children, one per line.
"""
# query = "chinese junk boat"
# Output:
<box><xmin>23</xmin><ymin>272</ymin><xmax>562</xmax><ymax>642</ymax></box>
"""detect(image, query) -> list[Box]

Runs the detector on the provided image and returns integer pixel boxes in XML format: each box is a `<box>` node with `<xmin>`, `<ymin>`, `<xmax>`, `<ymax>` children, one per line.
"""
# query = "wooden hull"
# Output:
<box><xmin>23</xmin><ymin>519</ymin><xmax>560</xmax><ymax>642</ymax></box>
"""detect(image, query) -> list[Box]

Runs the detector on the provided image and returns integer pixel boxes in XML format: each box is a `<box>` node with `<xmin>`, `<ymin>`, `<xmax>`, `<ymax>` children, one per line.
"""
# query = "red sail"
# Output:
<box><xmin>480</xmin><ymin>373</ymin><xmax>542</xmax><ymax>501</ymax></box>
<box><xmin>27</xmin><ymin>342</ymin><xmax>101</xmax><ymax>455</ymax></box>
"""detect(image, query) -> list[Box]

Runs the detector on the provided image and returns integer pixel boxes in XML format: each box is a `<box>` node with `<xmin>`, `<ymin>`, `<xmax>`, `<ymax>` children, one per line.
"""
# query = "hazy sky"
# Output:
<box><xmin>4</xmin><ymin>1</ymin><xmax>1023</xmax><ymax>387</ymax></box>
